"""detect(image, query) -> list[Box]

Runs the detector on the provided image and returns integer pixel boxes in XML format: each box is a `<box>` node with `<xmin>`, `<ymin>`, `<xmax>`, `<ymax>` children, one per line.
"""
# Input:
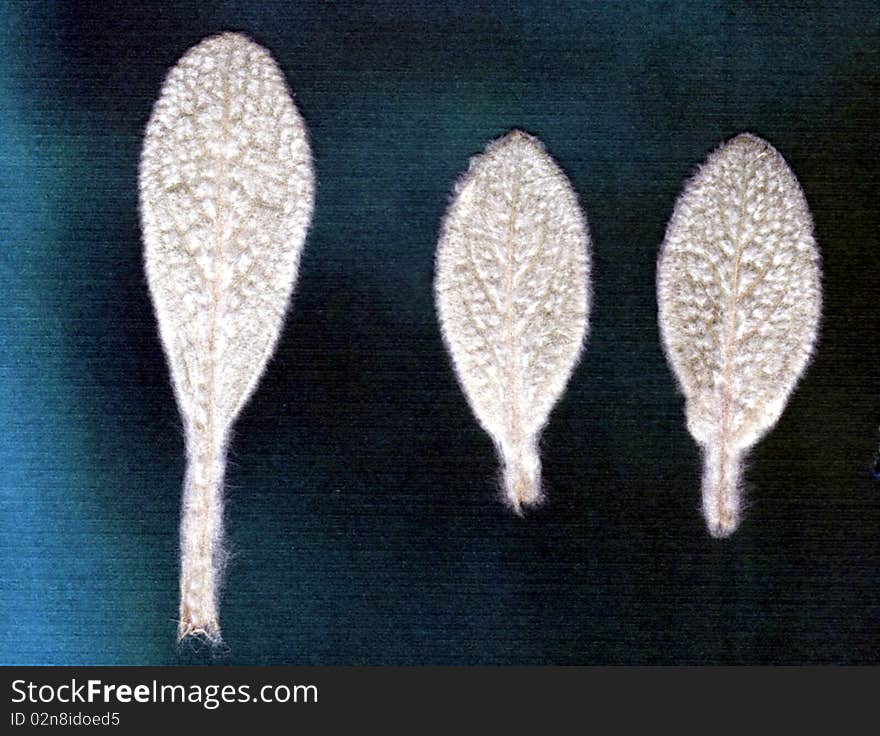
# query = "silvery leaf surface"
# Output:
<box><xmin>140</xmin><ymin>32</ymin><xmax>314</xmax><ymax>639</ymax></box>
<box><xmin>658</xmin><ymin>133</ymin><xmax>821</xmax><ymax>537</ymax></box>
<box><xmin>435</xmin><ymin>131</ymin><xmax>591</xmax><ymax>511</ymax></box>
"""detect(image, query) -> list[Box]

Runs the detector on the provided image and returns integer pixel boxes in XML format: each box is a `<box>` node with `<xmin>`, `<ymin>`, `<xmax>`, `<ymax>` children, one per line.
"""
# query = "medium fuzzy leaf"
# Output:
<box><xmin>435</xmin><ymin>131</ymin><xmax>591</xmax><ymax>512</ymax></box>
<box><xmin>140</xmin><ymin>33</ymin><xmax>314</xmax><ymax>640</ymax></box>
<box><xmin>658</xmin><ymin>133</ymin><xmax>821</xmax><ymax>537</ymax></box>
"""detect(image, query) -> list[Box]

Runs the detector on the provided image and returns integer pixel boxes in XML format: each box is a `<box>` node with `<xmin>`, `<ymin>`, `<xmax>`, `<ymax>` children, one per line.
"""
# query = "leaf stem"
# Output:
<box><xmin>178</xmin><ymin>429</ymin><xmax>225</xmax><ymax>642</ymax></box>
<box><xmin>501</xmin><ymin>437</ymin><xmax>542</xmax><ymax>514</ymax></box>
<box><xmin>701</xmin><ymin>439</ymin><xmax>743</xmax><ymax>538</ymax></box>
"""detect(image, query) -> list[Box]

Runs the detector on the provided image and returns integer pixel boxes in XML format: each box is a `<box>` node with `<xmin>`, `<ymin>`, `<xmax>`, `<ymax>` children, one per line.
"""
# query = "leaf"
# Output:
<box><xmin>657</xmin><ymin>133</ymin><xmax>821</xmax><ymax>537</ymax></box>
<box><xmin>140</xmin><ymin>32</ymin><xmax>315</xmax><ymax>640</ymax></box>
<box><xmin>435</xmin><ymin>130</ymin><xmax>591</xmax><ymax>512</ymax></box>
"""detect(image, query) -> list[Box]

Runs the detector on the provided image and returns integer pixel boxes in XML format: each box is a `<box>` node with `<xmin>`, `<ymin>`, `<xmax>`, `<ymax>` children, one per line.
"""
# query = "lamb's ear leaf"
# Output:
<box><xmin>657</xmin><ymin>133</ymin><xmax>821</xmax><ymax>537</ymax></box>
<box><xmin>140</xmin><ymin>32</ymin><xmax>315</xmax><ymax>641</ymax></box>
<box><xmin>435</xmin><ymin>130</ymin><xmax>591</xmax><ymax>512</ymax></box>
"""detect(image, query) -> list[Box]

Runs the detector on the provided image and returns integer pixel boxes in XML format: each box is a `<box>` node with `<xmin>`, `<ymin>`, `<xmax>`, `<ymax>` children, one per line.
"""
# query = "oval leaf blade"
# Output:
<box><xmin>435</xmin><ymin>131</ymin><xmax>591</xmax><ymax>512</ymax></box>
<box><xmin>657</xmin><ymin>133</ymin><xmax>821</xmax><ymax>537</ymax></box>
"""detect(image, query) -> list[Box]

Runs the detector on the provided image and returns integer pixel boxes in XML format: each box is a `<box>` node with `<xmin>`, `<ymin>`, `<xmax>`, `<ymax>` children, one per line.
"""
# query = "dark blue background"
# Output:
<box><xmin>1</xmin><ymin>1</ymin><xmax>877</xmax><ymax>664</ymax></box>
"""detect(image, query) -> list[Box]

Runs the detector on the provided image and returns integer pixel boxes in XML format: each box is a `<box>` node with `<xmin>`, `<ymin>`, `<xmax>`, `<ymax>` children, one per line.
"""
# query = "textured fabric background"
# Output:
<box><xmin>0</xmin><ymin>1</ymin><xmax>877</xmax><ymax>665</ymax></box>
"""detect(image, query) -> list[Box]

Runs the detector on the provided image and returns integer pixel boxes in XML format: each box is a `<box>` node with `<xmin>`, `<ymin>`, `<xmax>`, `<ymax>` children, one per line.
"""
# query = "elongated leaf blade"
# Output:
<box><xmin>140</xmin><ymin>32</ymin><xmax>314</xmax><ymax>639</ymax></box>
<box><xmin>658</xmin><ymin>133</ymin><xmax>821</xmax><ymax>537</ymax></box>
<box><xmin>435</xmin><ymin>131</ymin><xmax>591</xmax><ymax>511</ymax></box>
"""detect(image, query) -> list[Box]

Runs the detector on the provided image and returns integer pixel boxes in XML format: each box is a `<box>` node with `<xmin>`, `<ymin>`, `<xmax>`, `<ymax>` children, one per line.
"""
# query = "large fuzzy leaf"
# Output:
<box><xmin>140</xmin><ymin>32</ymin><xmax>314</xmax><ymax>640</ymax></box>
<box><xmin>435</xmin><ymin>131</ymin><xmax>591</xmax><ymax>512</ymax></box>
<box><xmin>658</xmin><ymin>133</ymin><xmax>821</xmax><ymax>537</ymax></box>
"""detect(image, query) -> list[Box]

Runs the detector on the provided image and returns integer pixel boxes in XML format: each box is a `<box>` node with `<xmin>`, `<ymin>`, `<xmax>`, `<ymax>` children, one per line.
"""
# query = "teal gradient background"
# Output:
<box><xmin>0</xmin><ymin>1</ymin><xmax>877</xmax><ymax>664</ymax></box>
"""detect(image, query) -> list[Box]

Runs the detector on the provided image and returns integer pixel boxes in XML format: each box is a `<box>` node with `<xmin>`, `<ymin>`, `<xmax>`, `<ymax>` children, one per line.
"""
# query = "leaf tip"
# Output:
<box><xmin>182</xmin><ymin>31</ymin><xmax>272</xmax><ymax>68</ymax></box>
<box><xmin>721</xmin><ymin>131</ymin><xmax>777</xmax><ymax>160</ymax></box>
<box><xmin>729</xmin><ymin>130</ymin><xmax>765</xmax><ymax>145</ymax></box>
<box><xmin>202</xmin><ymin>30</ymin><xmax>258</xmax><ymax>48</ymax></box>
<box><xmin>491</xmin><ymin>128</ymin><xmax>544</xmax><ymax>155</ymax></box>
<box><xmin>502</xmin><ymin>127</ymin><xmax>534</xmax><ymax>142</ymax></box>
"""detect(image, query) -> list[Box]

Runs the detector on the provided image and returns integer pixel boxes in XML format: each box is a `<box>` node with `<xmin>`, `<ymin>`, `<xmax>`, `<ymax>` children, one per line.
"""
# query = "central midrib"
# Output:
<box><xmin>195</xmin><ymin>41</ymin><xmax>233</xmax><ymax>622</ymax></box>
<box><xmin>717</xmin><ymin>159</ymin><xmax>752</xmax><ymax>523</ymax></box>
<box><xmin>504</xmin><ymin>166</ymin><xmax>521</xmax><ymax>495</ymax></box>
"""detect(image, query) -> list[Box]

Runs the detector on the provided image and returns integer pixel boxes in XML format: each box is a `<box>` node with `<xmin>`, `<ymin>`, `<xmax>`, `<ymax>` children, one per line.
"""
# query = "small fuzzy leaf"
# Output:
<box><xmin>435</xmin><ymin>131</ymin><xmax>591</xmax><ymax>512</ymax></box>
<box><xmin>658</xmin><ymin>133</ymin><xmax>821</xmax><ymax>537</ymax></box>
<box><xmin>140</xmin><ymin>33</ymin><xmax>315</xmax><ymax>640</ymax></box>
